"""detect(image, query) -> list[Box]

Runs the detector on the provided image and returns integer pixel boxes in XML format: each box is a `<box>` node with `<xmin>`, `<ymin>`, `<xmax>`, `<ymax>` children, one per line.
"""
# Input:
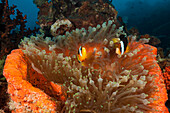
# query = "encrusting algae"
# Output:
<box><xmin>3</xmin><ymin>20</ymin><xmax>168</xmax><ymax>113</ymax></box>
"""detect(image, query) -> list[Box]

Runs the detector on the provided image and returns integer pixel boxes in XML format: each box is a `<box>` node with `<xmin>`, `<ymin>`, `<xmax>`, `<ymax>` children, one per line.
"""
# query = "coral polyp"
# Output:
<box><xmin>17</xmin><ymin>20</ymin><xmax>168</xmax><ymax>112</ymax></box>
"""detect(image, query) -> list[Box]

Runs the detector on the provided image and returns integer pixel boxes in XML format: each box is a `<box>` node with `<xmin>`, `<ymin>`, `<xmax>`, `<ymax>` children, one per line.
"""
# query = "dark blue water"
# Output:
<box><xmin>113</xmin><ymin>0</ymin><xmax>170</xmax><ymax>36</ymax></box>
<box><xmin>8</xmin><ymin>0</ymin><xmax>170</xmax><ymax>36</ymax></box>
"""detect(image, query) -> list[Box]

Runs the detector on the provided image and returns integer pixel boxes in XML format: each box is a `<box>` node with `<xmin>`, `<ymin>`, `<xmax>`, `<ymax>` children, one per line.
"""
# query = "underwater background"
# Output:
<box><xmin>0</xmin><ymin>0</ymin><xmax>170</xmax><ymax>112</ymax></box>
<box><xmin>9</xmin><ymin>0</ymin><xmax>170</xmax><ymax>52</ymax></box>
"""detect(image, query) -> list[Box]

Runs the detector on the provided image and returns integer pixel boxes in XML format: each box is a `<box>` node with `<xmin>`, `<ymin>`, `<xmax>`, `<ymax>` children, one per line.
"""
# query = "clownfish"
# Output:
<box><xmin>77</xmin><ymin>46</ymin><xmax>87</xmax><ymax>63</ymax></box>
<box><xmin>77</xmin><ymin>46</ymin><xmax>97</xmax><ymax>65</ymax></box>
<box><xmin>112</xmin><ymin>35</ymin><xmax>129</xmax><ymax>55</ymax></box>
<box><xmin>77</xmin><ymin>35</ymin><xmax>130</xmax><ymax>64</ymax></box>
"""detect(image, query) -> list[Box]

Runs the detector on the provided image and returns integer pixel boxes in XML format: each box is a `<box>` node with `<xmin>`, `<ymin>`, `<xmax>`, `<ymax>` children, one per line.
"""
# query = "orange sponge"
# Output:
<box><xmin>3</xmin><ymin>49</ymin><xmax>64</xmax><ymax>112</ymax></box>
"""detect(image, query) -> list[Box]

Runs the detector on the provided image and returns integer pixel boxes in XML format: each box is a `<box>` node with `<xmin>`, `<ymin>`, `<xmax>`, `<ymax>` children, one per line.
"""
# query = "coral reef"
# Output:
<box><xmin>0</xmin><ymin>78</ymin><xmax>10</xmax><ymax>113</ymax></box>
<box><xmin>157</xmin><ymin>47</ymin><xmax>170</xmax><ymax>71</ymax></box>
<box><xmin>0</xmin><ymin>56</ymin><xmax>6</xmax><ymax>78</ymax></box>
<box><xmin>34</xmin><ymin>0</ymin><xmax>120</xmax><ymax>36</ymax></box>
<box><xmin>140</xmin><ymin>34</ymin><xmax>161</xmax><ymax>46</ymax></box>
<box><xmin>3</xmin><ymin>19</ymin><xmax>168</xmax><ymax>112</ymax></box>
<box><xmin>50</xmin><ymin>19</ymin><xmax>73</xmax><ymax>36</ymax></box>
<box><xmin>0</xmin><ymin>0</ymin><xmax>38</xmax><ymax>60</ymax></box>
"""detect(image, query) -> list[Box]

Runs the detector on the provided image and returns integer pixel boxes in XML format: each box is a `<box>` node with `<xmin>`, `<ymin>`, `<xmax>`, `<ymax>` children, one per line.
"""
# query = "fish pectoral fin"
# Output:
<box><xmin>116</xmin><ymin>48</ymin><xmax>121</xmax><ymax>55</ymax></box>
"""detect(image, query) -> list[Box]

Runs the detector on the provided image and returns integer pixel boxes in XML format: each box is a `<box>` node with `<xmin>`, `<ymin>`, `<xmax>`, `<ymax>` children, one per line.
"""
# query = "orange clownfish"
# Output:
<box><xmin>77</xmin><ymin>46</ymin><xmax>97</xmax><ymax>66</ymax></box>
<box><xmin>112</xmin><ymin>35</ymin><xmax>130</xmax><ymax>55</ymax></box>
<box><xmin>77</xmin><ymin>46</ymin><xmax>87</xmax><ymax>63</ymax></box>
<box><xmin>77</xmin><ymin>35</ymin><xmax>130</xmax><ymax>64</ymax></box>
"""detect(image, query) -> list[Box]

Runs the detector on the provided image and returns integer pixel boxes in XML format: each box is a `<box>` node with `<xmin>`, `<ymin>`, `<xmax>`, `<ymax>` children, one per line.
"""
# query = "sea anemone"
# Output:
<box><xmin>163</xmin><ymin>66</ymin><xmax>170</xmax><ymax>90</ymax></box>
<box><xmin>4</xmin><ymin>20</ymin><xmax>168</xmax><ymax>112</ymax></box>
